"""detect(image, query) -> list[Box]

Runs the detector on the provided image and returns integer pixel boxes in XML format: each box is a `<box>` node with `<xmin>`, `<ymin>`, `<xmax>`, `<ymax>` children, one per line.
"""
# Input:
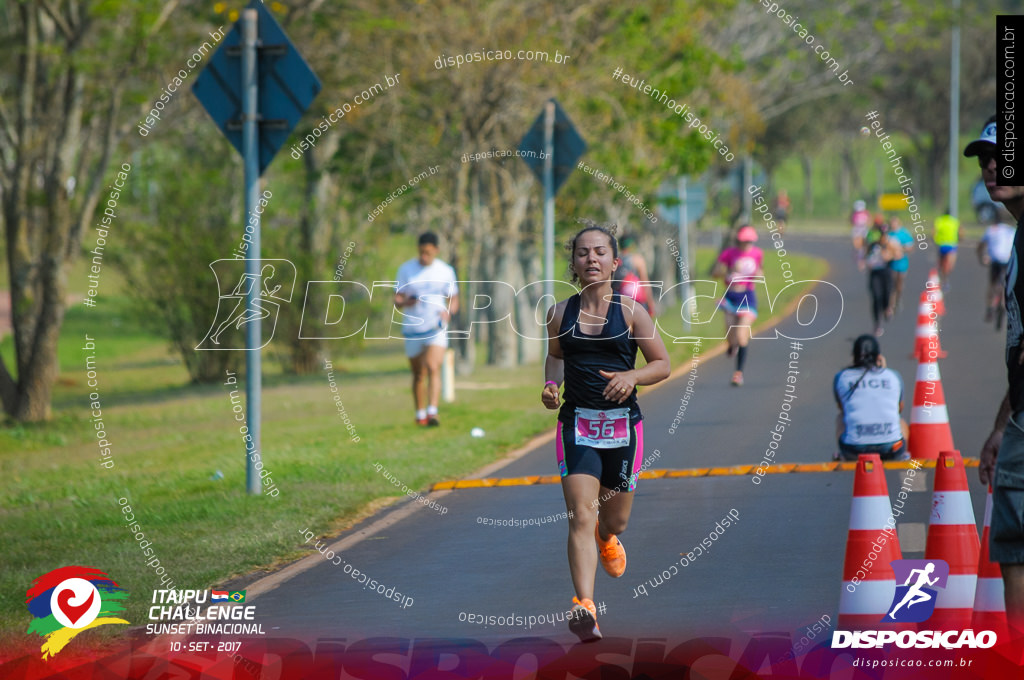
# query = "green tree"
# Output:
<box><xmin>0</xmin><ymin>1</ymin><xmax>188</xmax><ymax>421</ymax></box>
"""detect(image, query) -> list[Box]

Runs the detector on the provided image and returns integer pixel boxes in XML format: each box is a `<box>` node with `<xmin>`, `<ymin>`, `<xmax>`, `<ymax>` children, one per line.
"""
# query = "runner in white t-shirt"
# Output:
<box><xmin>394</xmin><ymin>232</ymin><xmax>459</xmax><ymax>426</ymax></box>
<box><xmin>978</xmin><ymin>215</ymin><xmax>1016</xmax><ymax>325</ymax></box>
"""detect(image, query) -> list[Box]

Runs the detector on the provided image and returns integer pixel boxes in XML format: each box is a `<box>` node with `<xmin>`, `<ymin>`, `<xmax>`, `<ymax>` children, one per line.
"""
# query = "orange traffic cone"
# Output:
<box><xmin>924</xmin><ymin>450</ymin><xmax>980</xmax><ymax>630</ymax></box>
<box><xmin>973</xmin><ymin>486</ymin><xmax>1007</xmax><ymax>634</ymax></box>
<box><xmin>908</xmin><ymin>355</ymin><xmax>954</xmax><ymax>459</ymax></box>
<box><xmin>839</xmin><ymin>454</ymin><xmax>903</xmax><ymax>629</ymax></box>
<box><xmin>911</xmin><ymin>292</ymin><xmax>946</xmax><ymax>361</ymax></box>
<box><xmin>927</xmin><ymin>269</ymin><xmax>946</xmax><ymax>316</ymax></box>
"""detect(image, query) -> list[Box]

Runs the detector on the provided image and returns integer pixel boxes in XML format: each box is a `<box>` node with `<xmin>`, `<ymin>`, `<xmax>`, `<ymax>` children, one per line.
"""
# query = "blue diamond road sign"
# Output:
<box><xmin>518</xmin><ymin>98</ymin><xmax>586</xmax><ymax>194</ymax></box>
<box><xmin>192</xmin><ymin>0</ymin><xmax>321</xmax><ymax>175</ymax></box>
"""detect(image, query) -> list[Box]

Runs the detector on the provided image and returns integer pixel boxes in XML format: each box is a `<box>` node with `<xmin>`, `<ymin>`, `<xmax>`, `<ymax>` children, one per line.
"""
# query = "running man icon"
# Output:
<box><xmin>882</xmin><ymin>559</ymin><xmax>949</xmax><ymax>623</ymax></box>
<box><xmin>210</xmin><ymin>265</ymin><xmax>282</xmax><ymax>345</ymax></box>
<box><xmin>197</xmin><ymin>259</ymin><xmax>296</xmax><ymax>350</ymax></box>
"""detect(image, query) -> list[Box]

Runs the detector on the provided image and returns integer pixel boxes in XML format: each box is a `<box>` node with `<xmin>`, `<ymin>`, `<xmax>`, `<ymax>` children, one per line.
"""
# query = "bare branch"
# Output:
<box><xmin>38</xmin><ymin>0</ymin><xmax>74</xmax><ymax>42</ymax></box>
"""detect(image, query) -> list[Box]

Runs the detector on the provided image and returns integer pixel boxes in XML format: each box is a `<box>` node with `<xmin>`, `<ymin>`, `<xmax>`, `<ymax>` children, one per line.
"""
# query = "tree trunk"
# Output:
<box><xmin>801</xmin><ymin>153</ymin><xmax>814</xmax><ymax>216</ymax></box>
<box><xmin>837</xmin><ymin>152</ymin><xmax>850</xmax><ymax>209</ymax></box>
<box><xmin>843</xmin><ymin>148</ymin><xmax>864</xmax><ymax>202</ymax></box>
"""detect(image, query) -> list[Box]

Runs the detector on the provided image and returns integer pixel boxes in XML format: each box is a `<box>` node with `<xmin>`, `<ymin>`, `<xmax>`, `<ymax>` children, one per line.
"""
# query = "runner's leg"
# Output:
<box><xmin>597</xmin><ymin>486</ymin><xmax>634</xmax><ymax>539</ymax></box>
<box><xmin>409</xmin><ymin>350</ymin><xmax>428</xmax><ymax>416</ymax></box>
<box><xmin>423</xmin><ymin>344</ymin><xmax>446</xmax><ymax>416</ymax></box>
<box><xmin>735</xmin><ymin>318</ymin><xmax>751</xmax><ymax>372</ymax></box>
<box><xmin>563</xmin><ymin>474</ymin><xmax>602</xmax><ymax>602</ymax></box>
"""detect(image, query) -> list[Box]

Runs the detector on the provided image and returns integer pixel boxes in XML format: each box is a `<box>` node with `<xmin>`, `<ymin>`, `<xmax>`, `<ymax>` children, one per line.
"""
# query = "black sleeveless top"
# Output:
<box><xmin>557</xmin><ymin>292</ymin><xmax>642</xmax><ymax>424</ymax></box>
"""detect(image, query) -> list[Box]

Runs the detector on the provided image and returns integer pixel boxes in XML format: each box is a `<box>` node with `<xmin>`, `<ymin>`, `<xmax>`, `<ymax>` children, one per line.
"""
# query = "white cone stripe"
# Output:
<box><xmin>934</xmin><ymin>574</ymin><xmax>978</xmax><ymax>609</ymax></box>
<box><xmin>911</xmin><ymin>406</ymin><xmax>949</xmax><ymax>423</ymax></box>
<box><xmin>975</xmin><ymin>578</ymin><xmax>1007</xmax><ymax>613</ymax></box>
<box><xmin>915</xmin><ymin>325</ymin><xmax>938</xmax><ymax>337</ymax></box>
<box><xmin>915</xmin><ymin>363</ymin><xmax>942</xmax><ymax>380</ymax></box>
<box><xmin>840</xmin><ymin>580</ymin><xmax>895</xmax><ymax>615</ymax></box>
<box><xmin>929</xmin><ymin>491</ymin><xmax>978</xmax><ymax>524</ymax></box>
<box><xmin>849</xmin><ymin>497</ymin><xmax>896</xmax><ymax>530</ymax></box>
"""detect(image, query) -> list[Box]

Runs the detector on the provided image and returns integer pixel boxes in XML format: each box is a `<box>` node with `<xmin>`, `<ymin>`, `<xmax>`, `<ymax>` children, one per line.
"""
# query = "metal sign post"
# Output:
<box><xmin>543</xmin><ymin>101</ymin><xmax>555</xmax><ymax>301</ymax></box>
<box><xmin>193</xmin><ymin>0</ymin><xmax>321</xmax><ymax>494</ymax></box>
<box><xmin>241</xmin><ymin>10</ymin><xmax>261</xmax><ymax>494</ymax></box>
<box><xmin>519</xmin><ymin>98</ymin><xmax>586</xmax><ymax>303</ymax></box>
<box><xmin>677</xmin><ymin>176</ymin><xmax>692</xmax><ymax>331</ymax></box>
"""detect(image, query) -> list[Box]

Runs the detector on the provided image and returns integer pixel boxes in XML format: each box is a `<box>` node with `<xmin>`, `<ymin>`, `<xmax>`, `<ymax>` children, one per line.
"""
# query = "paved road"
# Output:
<box><xmin>239</xmin><ymin>233</ymin><xmax>1003</xmax><ymax>652</ymax></box>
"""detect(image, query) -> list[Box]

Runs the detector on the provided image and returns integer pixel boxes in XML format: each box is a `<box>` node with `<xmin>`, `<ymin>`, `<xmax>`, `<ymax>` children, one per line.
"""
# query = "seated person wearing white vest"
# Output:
<box><xmin>833</xmin><ymin>335</ymin><xmax>910</xmax><ymax>461</ymax></box>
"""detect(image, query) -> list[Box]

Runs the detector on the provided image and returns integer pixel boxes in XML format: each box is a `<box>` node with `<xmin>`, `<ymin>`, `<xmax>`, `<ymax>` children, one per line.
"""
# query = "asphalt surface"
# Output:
<box><xmin>242</xmin><ymin>233</ymin><xmax>1004</xmax><ymax>649</ymax></box>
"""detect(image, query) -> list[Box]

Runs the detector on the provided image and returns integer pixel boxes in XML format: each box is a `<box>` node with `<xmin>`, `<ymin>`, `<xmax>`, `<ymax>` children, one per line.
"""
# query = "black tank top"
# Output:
<box><xmin>557</xmin><ymin>292</ymin><xmax>641</xmax><ymax>424</ymax></box>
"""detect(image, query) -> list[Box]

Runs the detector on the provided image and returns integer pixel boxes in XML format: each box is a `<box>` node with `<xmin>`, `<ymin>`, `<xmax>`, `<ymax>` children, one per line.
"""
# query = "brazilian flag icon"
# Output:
<box><xmin>229</xmin><ymin>591</ymin><xmax>246</xmax><ymax>603</ymax></box>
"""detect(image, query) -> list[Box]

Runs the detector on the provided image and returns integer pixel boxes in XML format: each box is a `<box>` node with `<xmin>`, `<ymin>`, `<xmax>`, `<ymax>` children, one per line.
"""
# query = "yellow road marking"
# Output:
<box><xmin>431</xmin><ymin>458</ymin><xmax>977</xmax><ymax>490</ymax></box>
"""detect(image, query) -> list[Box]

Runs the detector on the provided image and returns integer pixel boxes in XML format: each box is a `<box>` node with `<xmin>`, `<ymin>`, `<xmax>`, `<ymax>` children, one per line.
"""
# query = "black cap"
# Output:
<box><xmin>964</xmin><ymin>115</ymin><xmax>997</xmax><ymax>158</ymax></box>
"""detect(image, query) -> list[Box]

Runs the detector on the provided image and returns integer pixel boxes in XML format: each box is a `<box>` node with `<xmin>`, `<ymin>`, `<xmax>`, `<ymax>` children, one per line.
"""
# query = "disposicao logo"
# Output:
<box><xmin>883</xmin><ymin>559</ymin><xmax>948</xmax><ymax>623</ymax></box>
<box><xmin>26</xmin><ymin>566</ymin><xmax>129</xmax><ymax>659</ymax></box>
<box><xmin>832</xmin><ymin>559</ymin><xmax>997</xmax><ymax>650</ymax></box>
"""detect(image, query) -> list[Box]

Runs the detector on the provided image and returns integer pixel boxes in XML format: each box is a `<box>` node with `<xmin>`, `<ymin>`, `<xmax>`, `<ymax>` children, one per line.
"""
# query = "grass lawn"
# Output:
<box><xmin>0</xmin><ymin>246</ymin><xmax>826</xmax><ymax>651</ymax></box>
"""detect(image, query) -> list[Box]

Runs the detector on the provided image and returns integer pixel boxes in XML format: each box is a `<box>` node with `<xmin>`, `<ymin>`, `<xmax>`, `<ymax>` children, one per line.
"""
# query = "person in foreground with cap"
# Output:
<box><xmin>712</xmin><ymin>225</ymin><xmax>763</xmax><ymax>386</ymax></box>
<box><xmin>394</xmin><ymin>232</ymin><xmax>459</xmax><ymax>426</ymax></box>
<box><xmin>832</xmin><ymin>335</ymin><xmax>909</xmax><ymax>462</ymax></box>
<box><xmin>972</xmin><ymin>114</ymin><xmax>1024</xmax><ymax>633</ymax></box>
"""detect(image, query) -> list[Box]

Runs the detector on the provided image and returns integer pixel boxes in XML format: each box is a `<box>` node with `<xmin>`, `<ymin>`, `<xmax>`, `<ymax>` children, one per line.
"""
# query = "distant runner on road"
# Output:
<box><xmin>542</xmin><ymin>220</ymin><xmax>671</xmax><ymax>642</ymax></box>
<box><xmin>978</xmin><ymin>212</ymin><xmax>1015</xmax><ymax>327</ymax></box>
<box><xmin>711</xmin><ymin>225</ymin><xmax>763</xmax><ymax>386</ymax></box>
<box><xmin>934</xmin><ymin>209</ymin><xmax>961</xmax><ymax>292</ymax></box>
<box><xmin>850</xmin><ymin>200</ymin><xmax>871</xmax><ymax>271</ymax></box>
<box><xmin>887</xmin><ymin>216</ymin><xmax>914</xmax><ymax>313</ymax></box>
<box><xmin>394</xmin><ymin>232</ymin><xmax>459</xmax><ymax>427</ymax></box>
<box><xmin>614</xmin><ymin>234</ymin><xmax>657</xmax><ymax>317</ymax></box>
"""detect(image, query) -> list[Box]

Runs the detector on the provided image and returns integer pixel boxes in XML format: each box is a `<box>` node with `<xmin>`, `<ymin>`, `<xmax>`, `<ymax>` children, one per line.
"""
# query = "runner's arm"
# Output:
<box><xmin>542</xmin><ymin>303</ymin><xmax>565</xmax><ymax>409</ymax></box>
<box><xmin>441</xmin><ymin>293</ymin><xmax>460</xmax><ymax>322</ymax></box>
<box><xmin>980</xmin><ymin>390</ymin><xmax>1011</xmax><ymax>485</ymax></box>
<box><xmin>598</xmin><ymin>304</ymin><xmax>670</xmax><ymax>403</ymax></box>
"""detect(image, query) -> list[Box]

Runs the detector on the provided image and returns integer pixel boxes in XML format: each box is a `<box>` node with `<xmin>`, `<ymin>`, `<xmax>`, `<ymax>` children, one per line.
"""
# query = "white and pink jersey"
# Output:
<box><xmin>717</xmin><ymin>246</ymin><xmax>763</xmax><ymax>292</ymax></box>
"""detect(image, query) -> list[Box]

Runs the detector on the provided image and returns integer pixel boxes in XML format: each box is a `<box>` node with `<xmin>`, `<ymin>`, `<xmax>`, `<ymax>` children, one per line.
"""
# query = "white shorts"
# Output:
<box><xmin>404</xmin><ymin>333</ymin><xmax>448</xmax><ymax>358</ymax></box>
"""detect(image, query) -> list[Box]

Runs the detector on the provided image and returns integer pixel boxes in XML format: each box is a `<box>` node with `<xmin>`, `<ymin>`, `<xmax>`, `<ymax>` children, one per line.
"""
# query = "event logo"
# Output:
<box><xmin>882</xmin><ymin>559</ymin><xmax>948</xmax><ymax>623</ymax></box>
<box><xmin>831</xmin><ymin>557</ymin><xmax>995</xmax><ymax>650</ymax></box>
<box><xmin>196</xmin><ymin>259</ymin><xmax>297</xmax><ymax>350</ymax></box>
<box><xmin>25</xmin><ymin>566</ymin><xmax>129</xmax><ymax>659</ymax></box>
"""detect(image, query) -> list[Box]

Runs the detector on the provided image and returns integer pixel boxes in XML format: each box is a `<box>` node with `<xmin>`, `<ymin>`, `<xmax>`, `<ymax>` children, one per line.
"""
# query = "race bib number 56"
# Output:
<box><xmin>574</xmin><ymin>407</ymin><xmax>630</xmax><ymax>448</ymax></box>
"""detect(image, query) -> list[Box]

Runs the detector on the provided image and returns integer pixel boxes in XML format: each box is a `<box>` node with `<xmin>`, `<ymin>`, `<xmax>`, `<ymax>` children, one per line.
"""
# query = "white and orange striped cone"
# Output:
<box><xmin>911</xmin><ymin>292</ymin><xmax>946</xmax><ymax>361</ymax></box>
<box><xmin>927</xmin><ymin>269</ymin><xmax>946</xmax><ymax>316</ymax></box>
<box><xmin>908</xmin><ymin>356</ymin><xmax>954</xmax><ymax>460</ymax></box>
<box><xmin>924</xmin><ymin>450</ymin><xmax>980</xmax><ymax>630</ymax></box>
<box><xmin>973</xmin><ymin>486</ymin><xmax>1007</xmax><ymax>635</ymax></box>
<box><xmin>839</xmin><ymin>454</ymin><xmax>904</xmax><ymax>629</ymax></box>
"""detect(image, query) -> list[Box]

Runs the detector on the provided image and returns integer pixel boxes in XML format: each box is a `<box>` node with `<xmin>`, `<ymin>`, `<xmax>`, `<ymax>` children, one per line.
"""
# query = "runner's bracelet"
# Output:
<box><xmin>545</xmin><ymin>381</ymin><xmax>558</xmax><ymax>388</ymax></box>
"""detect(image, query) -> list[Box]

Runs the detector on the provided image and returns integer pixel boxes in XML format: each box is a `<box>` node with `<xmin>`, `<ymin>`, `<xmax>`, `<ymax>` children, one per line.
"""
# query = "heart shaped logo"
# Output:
<box><xmin>56</xmin><ymin>588</ymin><xmax>95</xmax><ymax>626</ymax></box>
<box><xmin>49</xmin><ymin>578</ymin><xmax>101</xmax><ymax>629</ymax></box>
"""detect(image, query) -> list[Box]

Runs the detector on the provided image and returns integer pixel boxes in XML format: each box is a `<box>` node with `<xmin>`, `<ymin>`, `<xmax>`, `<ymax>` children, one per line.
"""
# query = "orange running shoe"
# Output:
<box><xmin>568</xmin><ymin>596</ymin><xmax>602</xmax><ymax>642</ymax></box>
<box><xmin>595</xmin><ymin>522</ymin><xmax>626</xmax><ymax>577</ymax></box>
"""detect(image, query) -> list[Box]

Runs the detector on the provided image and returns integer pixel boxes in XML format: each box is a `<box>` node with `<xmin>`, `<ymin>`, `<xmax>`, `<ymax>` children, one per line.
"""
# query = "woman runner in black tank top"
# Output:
<box><xmin>541</xmin><ymin>222</ymin><xmax>671</xmax><ymax>641</ymax></box>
